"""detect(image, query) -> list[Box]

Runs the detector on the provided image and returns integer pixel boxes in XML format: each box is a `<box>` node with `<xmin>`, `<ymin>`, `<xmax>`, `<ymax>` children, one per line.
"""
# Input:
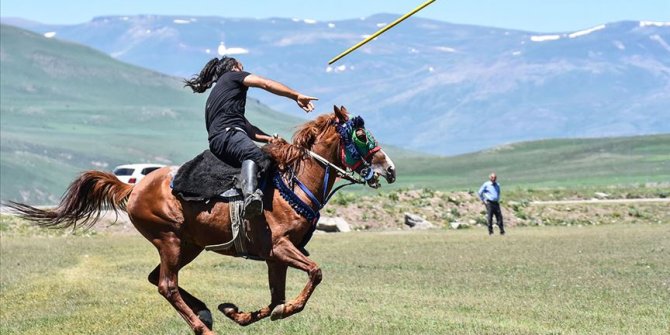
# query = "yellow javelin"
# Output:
<box><xmin>328</xmin><ymin>0</ymin><xmax>437</xmax><ymax>65</ymax></box>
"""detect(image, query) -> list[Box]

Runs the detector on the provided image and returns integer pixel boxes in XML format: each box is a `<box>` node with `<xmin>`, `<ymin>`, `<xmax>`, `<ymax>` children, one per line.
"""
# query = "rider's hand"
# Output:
<box><xmin>268</xmin><ymin>134</ymin><xmax>284</xmax><ymax>144</ymax></box>
<box><xmin>296</xmin><ymin>94</ymin><xmax>318</xmax><ymax>113</ymax></box>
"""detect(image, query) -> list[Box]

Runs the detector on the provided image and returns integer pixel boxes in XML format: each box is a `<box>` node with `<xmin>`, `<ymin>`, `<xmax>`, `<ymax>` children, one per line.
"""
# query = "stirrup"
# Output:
<box><xmin>243</xmin><ymin>192</ymin><xmax>263</xmax><ymax>219</ymax></box>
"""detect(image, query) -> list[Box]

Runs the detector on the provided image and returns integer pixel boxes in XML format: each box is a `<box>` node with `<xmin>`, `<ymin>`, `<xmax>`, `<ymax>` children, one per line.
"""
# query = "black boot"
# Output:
<box><xmin>238</xmin><ymin>160</ymin><xmax>263</xmax><ymax>219</ymax></box>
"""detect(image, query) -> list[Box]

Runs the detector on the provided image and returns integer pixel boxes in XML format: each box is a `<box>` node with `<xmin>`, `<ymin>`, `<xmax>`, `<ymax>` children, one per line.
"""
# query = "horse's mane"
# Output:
<box><xmin>262</xmin><ymin>113</ymin><xmax>340</xmax><ymax>172</ymax></box>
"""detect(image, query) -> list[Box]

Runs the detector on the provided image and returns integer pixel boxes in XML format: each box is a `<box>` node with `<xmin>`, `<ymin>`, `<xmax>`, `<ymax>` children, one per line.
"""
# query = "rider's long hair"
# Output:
<box><xmin>183</xmin><ymin>56</ymin><xmax>238</xmax><ymax>93</ymax></box>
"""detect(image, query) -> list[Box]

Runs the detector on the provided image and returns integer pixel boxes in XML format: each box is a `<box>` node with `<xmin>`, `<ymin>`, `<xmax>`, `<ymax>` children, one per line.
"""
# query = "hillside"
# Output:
<box><xmin>0</xmin><ymin>24</ymin><xmax>303</xmax><ymax>203</ymax></box>
<box><xmin>5</xmin><ymin>15</ymin><xmax>669</xmax><ymax>154</ymax></box>
<box><xmin>389</xmin><ymin>134</ymin><xmax>670</xmax><ymax>191</ymax></box>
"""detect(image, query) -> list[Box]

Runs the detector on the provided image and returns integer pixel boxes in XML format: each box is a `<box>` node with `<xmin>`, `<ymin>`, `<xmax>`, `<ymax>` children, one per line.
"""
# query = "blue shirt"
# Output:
<box><xmin>478</xmin><ymin>181</ymin><xmax>501</xmax><ymax>202</ymax></box>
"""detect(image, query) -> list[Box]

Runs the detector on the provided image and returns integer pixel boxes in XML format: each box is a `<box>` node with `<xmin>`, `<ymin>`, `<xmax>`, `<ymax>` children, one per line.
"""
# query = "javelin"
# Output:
<box><xmin>328</xmin><ymin>0</ymin><xmax>437</xmax><ymax>65</ymax></box>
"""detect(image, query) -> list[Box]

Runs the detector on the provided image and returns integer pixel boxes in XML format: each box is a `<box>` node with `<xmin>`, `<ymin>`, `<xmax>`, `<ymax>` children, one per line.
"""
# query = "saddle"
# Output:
<box><xmin>171</xmin><ymin>149</ymin><xmax>314</xmax><ymax>257</ymax></box>
<box><xmin>171</xmin><ymin>150</ymin><xmax>248</xmax><ymax>201</ymax></box>
<box><xmin>171</xmin><ymin>150</ymin><xmax>266</xmax><ymax>259</ymax></box>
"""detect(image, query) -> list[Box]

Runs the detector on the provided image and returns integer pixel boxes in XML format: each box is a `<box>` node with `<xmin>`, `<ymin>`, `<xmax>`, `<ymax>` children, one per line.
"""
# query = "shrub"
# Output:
<box><xmin>446</xmin><ymin>196</ymin><xmax>460</xmax><ymax>206</ymax></box>
<box><xmin>422</xmin><ymin>188</ymin><xmax>436</xmax><ymax>198</ymax></box>
<box><xmin>628</xmin><ymin>207</ymin><xmax>643</xmax><ymax>218</ymax></box>
<box><xmin>331</xmin><ymin>192</ymin><xmax>357</xmax><ymax>206</ymax></box>
<box><xmin>388</xmin><ymin>191</ymin><xmax>400</xmax><ymax>201</ymax></box>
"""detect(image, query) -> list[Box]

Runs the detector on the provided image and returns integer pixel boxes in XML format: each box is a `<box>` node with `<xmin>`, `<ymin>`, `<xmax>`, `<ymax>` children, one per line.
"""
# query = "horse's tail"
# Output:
<box><xmin>6</xmin><ymin>171</ymin><xmax>134</xmax><ymax>230</ymax></box>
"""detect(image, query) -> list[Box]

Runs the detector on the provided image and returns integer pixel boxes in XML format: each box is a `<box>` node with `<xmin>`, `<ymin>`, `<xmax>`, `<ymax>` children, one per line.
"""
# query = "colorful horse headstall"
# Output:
<box><xmin>336</xmin><ymin>116</ymin><xmax>381</xmax><ymax>180</ymax></box>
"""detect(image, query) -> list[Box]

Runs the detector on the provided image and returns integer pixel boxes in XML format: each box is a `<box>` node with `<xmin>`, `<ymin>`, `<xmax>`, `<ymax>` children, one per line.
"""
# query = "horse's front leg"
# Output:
<box><xmin>219</xmin><ymin>260</ymin><xmax>288</xmax><ymax>326</ymax></box>
<box><xmin>268</xmin><ymin>238</ymin><xmax>322</xmax><ymax>321</ymax></box>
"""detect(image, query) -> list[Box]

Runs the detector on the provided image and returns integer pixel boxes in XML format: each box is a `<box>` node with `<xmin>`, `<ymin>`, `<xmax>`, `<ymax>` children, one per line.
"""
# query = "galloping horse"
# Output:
<box><xmin>8</xmin><ymin>106</ymin><xmax>396</xmax><ymax>335</ymax></box>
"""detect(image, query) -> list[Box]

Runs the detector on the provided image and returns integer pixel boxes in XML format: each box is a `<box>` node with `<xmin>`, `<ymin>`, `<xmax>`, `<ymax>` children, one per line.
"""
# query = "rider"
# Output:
<box><xmin>184</xmin><ymin>56</ymin><xmax>318</xmax><ymax>218</ymax></box>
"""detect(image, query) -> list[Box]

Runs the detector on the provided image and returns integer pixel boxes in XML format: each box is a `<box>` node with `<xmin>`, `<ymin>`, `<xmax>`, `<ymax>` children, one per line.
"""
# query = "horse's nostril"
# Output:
<box><xmin>386</xmin><ymin>166</ymin><xmax>396</xmax><ymax>183</ymax></box>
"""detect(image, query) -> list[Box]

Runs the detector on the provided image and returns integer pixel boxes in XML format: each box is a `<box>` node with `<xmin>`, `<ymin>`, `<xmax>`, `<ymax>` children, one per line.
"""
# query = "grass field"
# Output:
<box><xmin>2</xmin><ymin>222</ymin><xmax>668</xmax><ymax>334</ymax></box>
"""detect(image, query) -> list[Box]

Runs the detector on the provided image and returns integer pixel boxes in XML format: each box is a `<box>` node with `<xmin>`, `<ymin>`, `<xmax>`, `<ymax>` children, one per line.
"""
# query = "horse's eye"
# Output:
<box><xmin>355</xmin><ymin>129</ymin><xmax>367</xmax><ymax>142</ymax></box>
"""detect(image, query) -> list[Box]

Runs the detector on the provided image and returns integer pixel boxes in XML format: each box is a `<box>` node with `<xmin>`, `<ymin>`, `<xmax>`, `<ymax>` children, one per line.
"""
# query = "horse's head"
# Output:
<box><xmin>333</xmin><ymin>106</ymin><xmax>396</xmax><ymax>188</ymax></box>
<box><xmin>270</xmin><ymin>106</ymin><xmax>396</xmax><ymax>188</ymax></box>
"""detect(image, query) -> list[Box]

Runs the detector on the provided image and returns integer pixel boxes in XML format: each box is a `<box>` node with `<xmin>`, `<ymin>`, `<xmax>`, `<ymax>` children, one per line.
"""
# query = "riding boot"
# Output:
<box><xmin>239</xmin><ymin>160</ymin><xmax>263</xmax><ymax>219</ymax></box>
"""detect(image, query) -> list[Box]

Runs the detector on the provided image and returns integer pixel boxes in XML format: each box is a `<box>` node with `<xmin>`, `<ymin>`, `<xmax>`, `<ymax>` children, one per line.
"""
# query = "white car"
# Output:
<box><xmin>112</xmin><ymin>164</ymin><xmax>165</xmax><ymax>184</ymax></box>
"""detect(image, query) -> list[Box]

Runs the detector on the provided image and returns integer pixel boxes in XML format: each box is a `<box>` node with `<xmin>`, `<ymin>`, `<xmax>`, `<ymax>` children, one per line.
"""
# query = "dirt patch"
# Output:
<box><xmin>325</xmin><ymin>189</ymin><xmax>512</xmax><ymax>230</ymax></box>
<box><xmin>324</xmin><ymin>188</ymin><xmax>669</xmax><ymax>230</ymax></box>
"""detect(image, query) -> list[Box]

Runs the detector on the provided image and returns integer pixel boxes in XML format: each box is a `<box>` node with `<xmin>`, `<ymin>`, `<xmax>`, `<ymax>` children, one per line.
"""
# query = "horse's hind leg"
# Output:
<box><xmin>219</xmin><ymin>260</ymin><xmax>288</xmax><ymax>326</ymax></box>
<box><xmin>152</xmin><ymin>236</ymin><xmax>213</xmax><ymax>335</ymax></box>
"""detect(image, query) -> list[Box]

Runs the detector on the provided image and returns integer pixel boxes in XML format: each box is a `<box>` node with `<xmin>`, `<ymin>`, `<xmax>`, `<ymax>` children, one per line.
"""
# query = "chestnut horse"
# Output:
<box><xmin>8</xmin><ymin>106</ymin><xmax>396</xmax><ymax>335</ymax></box>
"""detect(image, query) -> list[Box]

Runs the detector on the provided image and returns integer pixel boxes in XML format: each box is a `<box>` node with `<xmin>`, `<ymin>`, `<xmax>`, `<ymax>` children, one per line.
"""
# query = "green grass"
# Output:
<box><xmin>2</xmin><ymin>223</ymin><xmax>668</xmax><ymax>334</ymax></box>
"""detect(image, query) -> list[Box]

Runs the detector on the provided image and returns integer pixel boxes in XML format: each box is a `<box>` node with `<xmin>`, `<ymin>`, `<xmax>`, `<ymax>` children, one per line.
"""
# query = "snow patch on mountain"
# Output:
<box><xmin>569</xmin><ymin>24</ymin><xmax>606</xmax><ymax>38</ymax></box>
<box><xmin>640</xmin><ymin>21</ymin><xmax>670</xmax><ymax>27</ymax></box>
<box><xmin>649</xmin><ymin>35</ymin><xmax>670</xmax><ymax>52</ymax></box>
<box><xmin>436</xmin><ymin>46</ymin><xmax>456</xmax><ymax>53</ymax></box>
<box><xmin>326</xmin><ymin>64</ymin><xmax>349</xmax><ymax>73</ymax></box>
<box><xmin>531</xmin><ymin>34</ymin><xmax>561</xmax><ymax>42</ymax></box>
<box><xmin>43</xmin><ymin>32</ymin><xmax>56</xmax><ymax>38</ymax></box>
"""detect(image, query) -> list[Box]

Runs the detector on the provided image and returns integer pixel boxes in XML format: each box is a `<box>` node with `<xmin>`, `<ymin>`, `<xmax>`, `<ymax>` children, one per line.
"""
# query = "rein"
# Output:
<box><xmin>274</xmin><ymin>115</ymin><xmax>377</xmax><ymax>224</ymax></box>
<box><xmin>277</xmin><ymin>148</ymin><xmax>364</xmax><ymax>217</ymax></box>
<box><xmin>305</xmin><ymin>149</ymin><xmax>365</xmax><ymax>205</ymax></box>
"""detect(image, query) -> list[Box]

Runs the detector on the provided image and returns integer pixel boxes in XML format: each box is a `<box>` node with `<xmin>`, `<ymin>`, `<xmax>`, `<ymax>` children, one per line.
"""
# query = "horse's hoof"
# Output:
<box><xmin>197</xmin><ymin>309</ymin><xmax>213</xmax><ymax>330</ymax></box>
<box><xmin>270</xmin><ymin>304</ymin><xmax>285</xmax><ymax>321</ymax></box>
<box><xmin>218</xmin><ymin>303</ymin><xmax>238</xmax><ymax>317</ymax></box>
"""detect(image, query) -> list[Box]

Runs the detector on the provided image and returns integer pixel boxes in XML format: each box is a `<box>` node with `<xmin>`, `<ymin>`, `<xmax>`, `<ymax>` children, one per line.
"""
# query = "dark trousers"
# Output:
<box><xmin>485</xmin><ymin>200</ymin><xmax>504</xmax><ymax>234</ymax></box>
<box><xmin>209</xmin><ymin>130</ymin><xmax>270</xmax><ymax>172</ymax></box>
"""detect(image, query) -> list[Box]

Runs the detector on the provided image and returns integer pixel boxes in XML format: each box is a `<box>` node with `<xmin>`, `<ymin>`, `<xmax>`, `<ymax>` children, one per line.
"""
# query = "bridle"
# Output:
<box><xmin>280</xmin><ymin>115</ymin><xmax>382</xmax><ymax>211</ymax></box>
<box><xmin>271</xmin><ymin>114</ymin><xmax>384</xmax><ymax>251</ymax></box>
<box><xmin>336</xmin><ymin>116</ymin><xmax>381</xmax><ymax>178</ymax></box>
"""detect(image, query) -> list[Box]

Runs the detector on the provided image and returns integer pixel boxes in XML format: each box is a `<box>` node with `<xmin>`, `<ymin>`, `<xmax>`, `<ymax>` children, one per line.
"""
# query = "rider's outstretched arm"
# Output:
<box><xmin>243</xmin><ymin>74</ymin><xmax>318</xmax><ymax>113</ymax></box>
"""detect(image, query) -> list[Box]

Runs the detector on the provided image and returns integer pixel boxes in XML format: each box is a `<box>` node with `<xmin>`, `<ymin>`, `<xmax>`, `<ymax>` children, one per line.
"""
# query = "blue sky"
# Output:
<box><xmin>1</xmin><ymin>0</ymin><xmax>669</xmax><ymax>32</ymax></box>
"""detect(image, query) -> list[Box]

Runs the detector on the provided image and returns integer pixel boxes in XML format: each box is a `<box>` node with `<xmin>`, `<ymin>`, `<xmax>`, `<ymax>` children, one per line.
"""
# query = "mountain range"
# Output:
<box><xmin>1</xmin><ymin>24</ymin><xmax>668</xmax><ymax>204</ymax></box>
<box><xmin>3</xmin><ymin>14</ymin><xmax>669</xmax><ymax>155</ymax></box>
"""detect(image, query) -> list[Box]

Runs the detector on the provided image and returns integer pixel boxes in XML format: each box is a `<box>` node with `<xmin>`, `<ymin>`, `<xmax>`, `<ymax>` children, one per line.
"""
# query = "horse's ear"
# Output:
<box><xmin>334</xmin><ymin>105</ymin><xmax>349</xmax><ymax>122</ymax></box>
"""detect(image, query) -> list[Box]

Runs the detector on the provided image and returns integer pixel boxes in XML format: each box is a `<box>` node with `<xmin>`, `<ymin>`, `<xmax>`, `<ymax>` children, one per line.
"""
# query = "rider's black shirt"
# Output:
<box><xmin>205</xmin><ymin>70</ymin><xmax>251</xmax><ymax>141</ymax></box>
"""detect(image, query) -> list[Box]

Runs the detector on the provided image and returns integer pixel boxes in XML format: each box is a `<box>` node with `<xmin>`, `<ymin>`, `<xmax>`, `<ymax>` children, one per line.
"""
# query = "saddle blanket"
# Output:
<box><xmin>171</xmin><ymin>150</ymin><xmax>241</xmax><ymax>200</ymax></box>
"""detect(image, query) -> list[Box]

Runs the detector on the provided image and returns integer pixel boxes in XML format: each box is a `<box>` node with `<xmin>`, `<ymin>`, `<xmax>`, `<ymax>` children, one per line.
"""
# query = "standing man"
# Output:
<box><xmin>478</xmin><ymin>173</ymin><xmax>505</xmax><ymax>235</ymax></box>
